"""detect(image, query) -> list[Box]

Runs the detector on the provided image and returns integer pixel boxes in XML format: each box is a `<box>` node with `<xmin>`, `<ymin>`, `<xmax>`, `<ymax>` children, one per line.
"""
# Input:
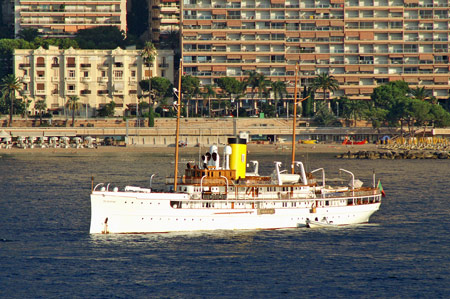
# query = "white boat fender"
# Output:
<box><xmin>102</xmin><ymin>217</ymin><xmax>109</xmax><ymax>234</ymax></box>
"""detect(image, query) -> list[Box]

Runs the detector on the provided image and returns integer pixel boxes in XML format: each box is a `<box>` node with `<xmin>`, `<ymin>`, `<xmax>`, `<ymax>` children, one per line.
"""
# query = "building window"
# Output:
<box><xmin>131</xmin><ymin>70</ymin><xmax>136</xmax><ymax>78</ymax></box>
<box><xmin>161</xmin><ymin>70</ymin><xmax>165</xmax><ymax>77</ymax></box>
<box><xmin>68</xmin><ymin>84</ymin><xmax>75</xmax><ymax>91</ymax></box>
<box><xmin>83</xmin><ymin>71</ymin><xmax>89</xmax><ymax>77</ymax></box>
<box><xmin>37</xmin><ymin>83</ymin><xmax>45</xmax><ymax>91</ymax></box>
<box><xmin>114</xmin><ymin>70</ymin><xmax>123</xmax><ymax>79</ymax></box>
<box><xmin>68</xmin><ymin>70</ymin><xmax>75</xmax><ymax>78</ymax></box>
<box><xmin>101</xmin><ymin>70</ymin><xmax>107</xmax><ymax>77</ymax></box>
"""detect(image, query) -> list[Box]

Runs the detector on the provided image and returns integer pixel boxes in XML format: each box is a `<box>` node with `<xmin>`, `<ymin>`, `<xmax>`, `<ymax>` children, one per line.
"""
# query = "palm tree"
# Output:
<box><xmin>66</xmin><ymin>95</ymin><xmax>81</xmax><ymax>127</ymax></box>
<box><xmin>202</xmin><ymin>84</ymin><xmax>216</xmax><ymax>117</ymax></box>
<box><xmin>312</xmin><ymin>73</ymin><xmax>339</xmax><ymax>111</ymax></box>
<box><xmin>271</xmin><ymin>80</ymin><xmax>287</xmax><ymax>117</ymax></box>
<box><xmin>141</xmin><ymin>41</ymin><xmax>157</xmax><ymax>126</ymax></box>
<box><xmin>1</xmin><ymin>74</ymin><xmax>23</xmax><ymax>127</ymax></box>
<box><xmin>410</xmin><ymin>86</ymin><xmax>430</xmax><ymax>101</ymax></box>
<box><xmin>34</xmin><ymin>99</ymin><xmax>47</xmax><ymax>125</ymax></box>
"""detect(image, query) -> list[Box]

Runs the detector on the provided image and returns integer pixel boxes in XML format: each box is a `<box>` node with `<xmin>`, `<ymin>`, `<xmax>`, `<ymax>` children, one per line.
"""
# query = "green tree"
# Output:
<box><xmin>340</xmin><ymin>97</ymin><xmax>368</xmax><ymax>127</ymax></box>
<box><xmin>75</xmin><ymin>26</ymin><xmax>127</xmax><ymax>49</ymax></box>
<box><xmin>66</xmin><ymin>95</ymin><xmax>81</xmax><ymax>127</ymax></box>
<box><xmin>312</xmin><ymin>73</ymin><xmax>339</xmax><ymax>111</ymax></box>
<box><xmin>127</xmin><ymin>0</ymin><xmax>149</xmax><ymax>38</ymax></box>
<box><xmin>141</xmin><ymin>77</ymin><xmax>173</xmax><ymax>105</ymax></box>
<box><xmin>271</xmin><ymin>80</ymin><xmax>287</xmax><ymax>116</ymax></box>
<box><xmin>202</xmin><ymin>84</ymin><xmax>216</xmax><ymax>117</ymax></box>
<box><xmin>371</xmin><ymin>80</ymin><xmax>410</xmax><ymax>127</ymax></box>
<box><xmin>313</xmin><ymin>102</ymin><xmax>341</xmax><ymax>126</ymax></box>
<box><xmin>410</xmin><ymin>86</ymin><xmax>430</xmax><ymax>102</ymax></box>
<box><xmin>141</xmin><ymin>41</ymin><xmax>157</xmax><ymax>126</ymax></box>
<box><xmin>34</xmin><ymin>99</ymin><xmax>47</xmax><ymax>125</ymax></box>
<box><xmin>181</xmin><ymin>75</ymin><xmax>200</xmax><ymax>117</ymax></box>
<box><xmin>217</xmin><ymin>77</ymin><xmax>243</xmax><ymax>115</ymax></box>
<box><xmin>17</xmin><ymin>28</ymin><xmax>39</xmax><ymax>42</ymax></box>
<box><xmin>1</xmin><ymin>74</ymin><xmax>23</xmax><ymax>126</ymax></box>
<box><xmin>97</xmin><ymin>101</ymin><xmax>116</xmax><ymax>117</ymax></box>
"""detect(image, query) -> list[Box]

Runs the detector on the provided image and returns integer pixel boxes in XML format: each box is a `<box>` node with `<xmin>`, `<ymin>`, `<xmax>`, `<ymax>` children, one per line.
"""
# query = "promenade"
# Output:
<box><xmin>0</xmin><ymin>117</ymin><xmax>406</xmax><ymax>146</ymax></box>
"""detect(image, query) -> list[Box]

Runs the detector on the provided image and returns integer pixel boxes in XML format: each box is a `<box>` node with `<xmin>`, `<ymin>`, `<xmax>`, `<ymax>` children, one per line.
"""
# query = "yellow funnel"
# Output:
<box><xmin>228</xmin><ymin>137</ymin><xmax>247</xmax><ymax>180</ymax></box>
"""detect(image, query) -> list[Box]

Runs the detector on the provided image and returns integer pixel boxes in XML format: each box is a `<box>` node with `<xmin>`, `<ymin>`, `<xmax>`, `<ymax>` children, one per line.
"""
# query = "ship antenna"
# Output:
<box><xmin>291</xmin><ymin>63</ymin><xmax>299</xmax><ymax>174</ymax></box>
<box><xmin>174</xmin><ymin>59</ymin><xmax>183</xmax><ymax>191</ymax></box>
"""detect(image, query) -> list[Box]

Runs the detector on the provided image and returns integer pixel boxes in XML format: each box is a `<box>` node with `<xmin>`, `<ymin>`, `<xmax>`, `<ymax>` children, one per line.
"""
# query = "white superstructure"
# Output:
<box><xmin>90</xmin><ymin>138</ymin><xmax>382</xmax><ymax>234</ymax></box>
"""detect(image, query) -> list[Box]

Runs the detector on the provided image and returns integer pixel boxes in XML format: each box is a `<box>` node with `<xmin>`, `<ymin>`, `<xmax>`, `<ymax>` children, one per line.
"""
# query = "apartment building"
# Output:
<box><xmin>181</xmin><ymin>0</ymin><xmax>450</xmax><ymax>101</ymax></box>
<box><xmin>14</xmin><ymin>46</ymin><xmax>174</xmax><ymax>116</ymax></box>
<box><xmin>14</xmin><ymin>0</ymin><xmax>127</xmax><ymax>37</ymax></box>
<box><xmin>150</xmin><ymin>0</ymin><xmax>180</xmax><ymax>44</ymax></box>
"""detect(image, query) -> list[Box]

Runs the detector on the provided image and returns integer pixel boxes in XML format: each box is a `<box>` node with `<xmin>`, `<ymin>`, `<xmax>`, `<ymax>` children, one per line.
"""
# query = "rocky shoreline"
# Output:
<box><xmin>336</xmin><ymin>150</ymin><xmax>450</xmax><ymax>160</ymax></box>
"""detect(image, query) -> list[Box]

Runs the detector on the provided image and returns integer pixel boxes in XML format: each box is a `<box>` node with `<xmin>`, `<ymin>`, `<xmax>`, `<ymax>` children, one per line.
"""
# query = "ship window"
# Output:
<box><xmin>325</xmin><ymin>201</ymin><xmax>329</xmax><ymax>206</ymax></box>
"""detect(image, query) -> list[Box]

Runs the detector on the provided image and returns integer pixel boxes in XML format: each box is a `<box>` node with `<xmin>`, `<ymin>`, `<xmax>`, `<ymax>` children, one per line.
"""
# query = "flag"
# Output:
<box><xmin>377</xmin><ymin>180</ymin><xmax>386</xmax><ymax>197</ymax></box>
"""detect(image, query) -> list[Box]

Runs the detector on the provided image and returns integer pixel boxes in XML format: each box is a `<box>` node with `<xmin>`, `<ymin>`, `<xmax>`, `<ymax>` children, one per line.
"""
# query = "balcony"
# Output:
<box><xmin>159</xmin><ymin>63</ymin><xmax>169</xmax><ymax>68</ymax></box>
<box><xmin>81</xmin><ymin>77</ymin><xmax>91</xmax><ymax>82</ymax></box>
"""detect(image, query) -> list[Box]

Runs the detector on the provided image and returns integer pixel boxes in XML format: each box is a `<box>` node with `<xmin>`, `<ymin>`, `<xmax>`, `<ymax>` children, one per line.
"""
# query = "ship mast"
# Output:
<box><xmin>291</xmin><ymin>63</ymin><xmax>299</xmax><ymax>174</ymax></box>
<box><xmin>174</xmin><ymin>59</ymin><xmax>183</xmax><ymax>190</ymax></box>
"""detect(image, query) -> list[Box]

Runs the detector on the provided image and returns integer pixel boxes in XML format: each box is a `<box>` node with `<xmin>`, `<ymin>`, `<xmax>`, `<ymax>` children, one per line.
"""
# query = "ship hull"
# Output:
<box><xmin>90</xmin><ymin>191</ymin><xmax>381</xmax><ymax>234</ymax></box>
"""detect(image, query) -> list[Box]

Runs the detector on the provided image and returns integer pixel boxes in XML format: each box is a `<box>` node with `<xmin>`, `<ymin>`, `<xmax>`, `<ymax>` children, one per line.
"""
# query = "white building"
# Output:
<box><xmin>14</xmin><ymin>46</ymin><xmax>174</xmax><ymax>116</ymax></box>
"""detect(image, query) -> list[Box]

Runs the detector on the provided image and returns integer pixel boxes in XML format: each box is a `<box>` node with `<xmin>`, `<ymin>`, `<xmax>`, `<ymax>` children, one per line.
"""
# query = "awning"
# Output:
<box><xmin>227</xmin><ymin>54</ymin><xmax>241</xmax><ymax>59</ymax></box>
<box><xmin>183</xmin><ymin>20</ymin><xmax>197</xmax><ymax>25</ymax></box>
<box><xmin>197</xmin><ymin>65</ymin><xmax>211</xmax><ymax>71</ymax></box>
<box><xmin>345</xmin><ymin>89</ymin><xmax>359</xmax><ymax>94</ymax></box>
<box><xmin>419</xmin><ymin>54</ymin><xmax>434</xmax><ymax>60</ymax></box>
<box><xmin>286</xmin><ymin>54</ymin><xmax>300</xmax><ymax>60</ymax></box>
<box><xmin>183</xmin><ymin>31</ymin><xmax>197</xmax><ymax>36</ymax></box>
<box><xmin>316</xmin><ymin>54</ymin><xmax>331</xmax><ymax>59</ymax></box>
<box><xmin>316</xmin><ymin>20</ymin><xmax>330</xmax><ymax>26</ymax></box>
<box><xmin>212</xmin><ymin>66</ymin><xmax>226</xmax><ymax>71</ymax></box>
<box><xmin>420</xmin><ymin>76</ymin><xmax>434</xmax><ymax>80</ymax></box>
<box><xmin>242</xmin><ymin>65</ymin><xmax>256</xmax><ymax>70</ymax></box>
<box><xmin>389</xmin><ymin>76</ymin><xmax>402</xmax><ymax>81</ymax></box>
<box><xmin>212</xmin><ymin>31</ymin><xmax>227</xmax><ymax>37</ymax></box>
<box><xmin>285</xmin><ymin>32</ymin><xmax>300</xmax><ymax>37</ymax></box>
<box><xmin>300</xmin><ymin>54</ymin><xmax>315</xmax><ymax>60</ymax></box>
<box><xmin>299</xmin><ymin>65</ymin><xmax>315</xmax><ymax>71</ymax></box>
<box><xmin>434</xmin><ymin>77</ymin><xmax>449</xmax><ymax>83</ymax></box>
<box><xmin>345</xmin><ymin>32</ymin><xmax>359</xmax><ymax>37</ymax></box>
<box><xmin>330</xmin><ymin>20</ymin><xmax>345</xmax><ymax>27</ymax></box>
<box><xmin>360</xmin><ymin>88</ymin><xmax>374</xmax><ymax>94</ymax></box>
<box><xmin>198</xmin><ymin>20</ymin><xmax>212</xmax><ymax>25</ymax></box>
<box><xmin>227</xmin><ymin>20</ymin><xmax>242</xmax><ymax>26</ymax></box>
<box><xmin>360</xmin><ymin>66</ymin><xmax>374</xmax><ymax>71</ymax></box>
<box><xmin>299</xmin><ymin>32</ymin><xmax>315</xmax><ymax>38</ymax></box>
<box><xmin>360</xmin><ymin>32</ymin><xmax>374</xmax><ymax>40</ymax></box>
<box><xmin>335</xmin><ymin>77</ymin><xmax>345</xmax><ymax>83</ymax></box>
<box><xmin>345</xmin><ymin>77</ymin><xmax>359</xmax><ymax>82</ymax></box>
<box><xmin>285</xmin><ymin>65</ymin><xmax>297</xmax><ymax>71</ymax></box>
<box><xmin>404</xmin><ymin>77</ymin><xmax>419</xmax><ymax>83</ymax></box>
<box><xmin>419</xmin><ymin>65</ymin><xmax>433</xmax><ymax>69</ymax></box>
<box><xmin>270</xmin><ymin>0</ymin><xmax>285</xmax><ymax>3</ymax></box>
<box><xmin>316</xmin><ymin>32</ymin><xmax>330</xmax><ymax>38</ymax></box>
<box><xmin>345</xmin><ymin>65</ymin><xmax>359</xmax><ymax>72</ymax></box>
<box><xmin>212</xmin><ymin>9</ymin><xmax>226</xmax><ymax>14</ymax></box>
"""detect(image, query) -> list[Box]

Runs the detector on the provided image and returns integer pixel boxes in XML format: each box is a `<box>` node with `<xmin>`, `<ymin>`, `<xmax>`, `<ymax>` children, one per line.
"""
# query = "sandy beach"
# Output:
<box><xmin>0</xmin><ymin>143</ymin><xmax>380</xmax><ymax>155</ymax></box>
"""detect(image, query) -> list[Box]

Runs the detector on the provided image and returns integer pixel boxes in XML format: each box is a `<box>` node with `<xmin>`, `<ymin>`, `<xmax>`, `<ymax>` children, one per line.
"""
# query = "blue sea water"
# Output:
<box><xmin>0</xmin><ymin>149</ymin><xmax>449</xmax><ymax>298</ymax></box>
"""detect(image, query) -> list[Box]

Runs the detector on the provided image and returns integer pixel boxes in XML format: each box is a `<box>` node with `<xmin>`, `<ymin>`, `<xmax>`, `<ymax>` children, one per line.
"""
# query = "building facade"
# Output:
<box><xmin>181</xmin><ymin>0</ymin><xmax>450</xmax><ymax>101</ymax></box>
<box><xmin>14</xmin><ymin>0</ymin><xmax>127</xmax><ymax>37</ymax></box>
<box><xmin>150</xmin><ymin>0</ymin><xmax>180</xmax><ymax>45</ymax></box>
<box><xmin>14</xmin><ymin>46</ymin><xmax>174</xmax><ymax>116</ymax></box>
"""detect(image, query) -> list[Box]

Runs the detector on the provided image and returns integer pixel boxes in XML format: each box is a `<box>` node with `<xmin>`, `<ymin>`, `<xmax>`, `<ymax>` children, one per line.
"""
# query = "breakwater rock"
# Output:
<box><xmin>336</xmin><ymin>150</ymin><xmax>450</xmax><ymax>160</ymax></box>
